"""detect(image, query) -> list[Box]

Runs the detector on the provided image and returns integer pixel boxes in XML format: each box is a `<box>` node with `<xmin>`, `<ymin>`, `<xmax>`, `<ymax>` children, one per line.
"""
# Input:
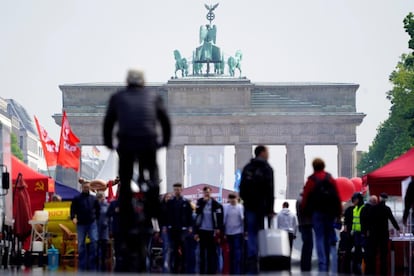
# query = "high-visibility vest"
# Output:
<box><xmin>352</xmin><ymin>205</ymin><xmax>364</xmax><ymax>232</ymax></box>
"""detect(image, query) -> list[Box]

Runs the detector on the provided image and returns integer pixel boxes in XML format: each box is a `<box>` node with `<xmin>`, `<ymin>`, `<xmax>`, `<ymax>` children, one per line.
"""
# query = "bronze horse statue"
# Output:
<box><xmin>174</xmin><ymin>50</ymin><xmax>188</xmax><ymax>78</ymax></box>
<box><xmin>227</xmin><ymin>50</ymin><xmax>242</xmax><ymax>77</ymax></box>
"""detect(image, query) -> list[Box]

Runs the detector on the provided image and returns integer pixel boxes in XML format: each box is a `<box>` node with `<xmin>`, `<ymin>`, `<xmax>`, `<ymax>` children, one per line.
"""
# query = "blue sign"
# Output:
<box><xmin>234</xmin><ymin>169</ymin><xmax>241</xmax><ymax>192</ymax></box>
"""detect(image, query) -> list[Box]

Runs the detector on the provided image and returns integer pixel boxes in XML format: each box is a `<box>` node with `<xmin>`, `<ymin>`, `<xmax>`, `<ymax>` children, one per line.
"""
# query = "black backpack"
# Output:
<box><xmin>308</xmin><ymin>173</ymin><xmax>341</xmax><ymax>216</ymax></box>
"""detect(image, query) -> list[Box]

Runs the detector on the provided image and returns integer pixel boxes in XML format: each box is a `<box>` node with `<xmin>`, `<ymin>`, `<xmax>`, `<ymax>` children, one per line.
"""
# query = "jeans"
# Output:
<box><xmin>352</xmin><ymin>231</ymin><xmax>364</xmax><ymax>274</ymax></box>
<box><xmin>117</xmin><ymin>148</ymin><xmax>159</xmax><ymax>235</ymax></box>
<box><xmin>97</xmin><ymin>239</ymin><xmax>109</xmax><ymax>271</ymax></box>
<box><xmin>161</xmin><ymin>229</ymin><xmax>170</xmax><ymax>273</ymax></box>
<box><xmin>312</xmin><ymin>212</ymin><xmax>334</xmax><ymax>272</ymax></box>
<box><xmin>299</xmin><ymin>224</ymin><xmax>313</xmax><ymax>271</ymax></box>
<box><xmin>169</xmin><ymin>229</ymin><xmax>189</xmax><ymax>273</ymax></box>
<box><xmin>199</xmin><ymin>230</ymin><xmax>217</xmax><ymax>274</ymax></box>
<box><xmin>77</xmin><ymin>221</ymin><xmax>98</xmax><ymax>271</ymax></box>
<box><xmin>227</xmin><ymin>233</ymin><xmax>244</xmax><ymax>274</ymax></box>
<box><xmin>245</xmin><ymin>210</ymin><xmax>265</xmax><ymax>274</ymax></box>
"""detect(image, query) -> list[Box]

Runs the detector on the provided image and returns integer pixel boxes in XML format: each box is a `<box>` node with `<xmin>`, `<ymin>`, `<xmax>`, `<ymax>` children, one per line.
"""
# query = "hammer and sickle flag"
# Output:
<box><xmin>34</xmin><ymin>116</ymin><xmax>58</xmax><ymax>167</ymax></box>
<box><xmin>34</xmin><ymin>181</ymin><xmax>45</xmax><ymax>191</ymax></box>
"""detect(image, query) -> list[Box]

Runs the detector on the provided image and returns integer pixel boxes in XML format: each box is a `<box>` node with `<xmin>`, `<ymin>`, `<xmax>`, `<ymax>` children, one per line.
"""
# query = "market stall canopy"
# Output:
<box><xmin>365</xmin><ymin>147</ymin><xmax>414</xmax><ymax>196</ymax></box>
<box><xmin>11</xmin><ymin>155</ymin><xmax>54</xmax><ymax>212</ymax></box>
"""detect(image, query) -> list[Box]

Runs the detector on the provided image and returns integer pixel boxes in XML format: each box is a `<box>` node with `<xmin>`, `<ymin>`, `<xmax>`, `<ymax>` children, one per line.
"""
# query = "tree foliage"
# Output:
<box><xmin>11</xmin><ymin>133</ymin><xmax>24</xmax><ymax>161</ymax></box>
<box><xmin>357</xmin><ymin>13</ymin><xmax>414</xmax><ymax>175</ymax></box>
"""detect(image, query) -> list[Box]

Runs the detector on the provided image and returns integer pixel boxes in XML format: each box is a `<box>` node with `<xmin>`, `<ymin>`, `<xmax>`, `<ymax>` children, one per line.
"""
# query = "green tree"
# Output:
<box><xmin>11</xmin><ymin>133</ymin><xmax>24</xmax><ymax>161</ymax></box>
<box><xmin>357</xmin><ymin>13</ymin><xmax>414</xmax><ymax>175</ymax></box>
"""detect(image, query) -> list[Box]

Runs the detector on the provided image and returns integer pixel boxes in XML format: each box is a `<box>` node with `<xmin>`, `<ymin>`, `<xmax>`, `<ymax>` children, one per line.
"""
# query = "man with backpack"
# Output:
<box><xmin>239</xmin><ymin>145</ymin><xmax>274</xmax><ymax>274</ymax></box>
<box><xmin>301</xmin><ymin>158</ymin><xmax>342</xmax><ymax>272</ymax></box>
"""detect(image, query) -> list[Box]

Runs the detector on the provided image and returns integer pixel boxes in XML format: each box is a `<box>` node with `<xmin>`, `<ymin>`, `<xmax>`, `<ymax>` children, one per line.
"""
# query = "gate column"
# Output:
<box><xmin>166</xmin><ymin>145</ymin><xmax>185</xmax><ymax>192</ymax></box>
<box><xmin>286</xmin><ymin>143</ymin><xmax>305</xmax><ymax>199</ymax></box>
<box><xmin>235</xmin><ymin>144</ymin><xmax>253</xmax><ymax>171</ymax></box>
<box><xmin>338</xmin><ymin>143</ymin><xmax>357</xmax><ymax>178</ymax></box>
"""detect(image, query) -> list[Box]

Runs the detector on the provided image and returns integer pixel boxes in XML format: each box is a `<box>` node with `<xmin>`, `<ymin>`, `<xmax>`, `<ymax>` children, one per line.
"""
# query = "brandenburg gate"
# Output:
<box><xmin>54</xmin><ymin>4</ymin><xmax>365</xmax><ymax>198</ymax></box>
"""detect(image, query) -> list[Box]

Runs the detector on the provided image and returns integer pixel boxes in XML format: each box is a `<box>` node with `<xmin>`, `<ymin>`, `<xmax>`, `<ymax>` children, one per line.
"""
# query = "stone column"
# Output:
<box><xmin>338</xmin><ymin>143</ymin><xmax>357</xmax><ymax>178</ymax></box>
<box><xmin>234</xmin><ymin>144</ymin><xmax>253</xmax><ymax>171</ymax></box>
<box><xmin>166</xmin><ymin>144</ymin><xmax>185</xmax><ymax>192</ymax></box>
<box><xmin>286</xmin><ymin>143</ymin><xmax>305</xmax><ymax>199</ymax></box>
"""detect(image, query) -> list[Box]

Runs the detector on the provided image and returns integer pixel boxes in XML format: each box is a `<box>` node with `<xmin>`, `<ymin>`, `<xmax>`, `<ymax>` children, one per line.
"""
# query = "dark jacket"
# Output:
<box><xmin>103</xmin><ymin>85</ymin><xmax>171</xmax><ymax>151</ymax></box>
<box><xmin>403</xmin><ymin>180</ymin><xmax>414</xmax><ymax>224</ymax></box>
<box><xmin>301</xmin><ymin>170</ymin><xmax>342</xmax><ymax>218</ymax></box>
<box><xmin>70</xmin><ymin>192</ymin><xmax>100</xmax><ymax>225</ymax></box>
<box><xmin>195</xmin><ymin>197</ymin><xmax>223</xmax><ymax>233</ymax></box>
<box><xmin>239</xmin><ymin>157</ymin><xmax>274</xmax><ymax>214</ymax></box>
<box><xmin>166</xmin><ymin>196</ymin><xmax>194</xmax><ymax>230</ymax></box>
<box><xmin>368</xmin><ymin>201</ymin><xmax>400</xmax><ymax>239</ymax></box>
<box><xmin>106</xmin><ymin>199</ymin><xmax>120</xmax><ymax>236</ymax></box>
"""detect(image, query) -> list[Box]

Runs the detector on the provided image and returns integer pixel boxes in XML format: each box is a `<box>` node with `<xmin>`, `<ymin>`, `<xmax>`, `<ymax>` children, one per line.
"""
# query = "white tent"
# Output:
<box><xmin>95</xmin><ymin>151</ymin><xmax>119</xmax><ymax>196</ymax></box>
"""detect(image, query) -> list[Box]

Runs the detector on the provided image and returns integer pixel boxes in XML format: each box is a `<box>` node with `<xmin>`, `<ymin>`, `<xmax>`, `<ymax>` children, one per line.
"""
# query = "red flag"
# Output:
<box><xmin>57</xmin><ymin>111</ymin><xmax>81</xmax><ymax>171</ymax></box>
<box><xmin>34</xmin><ymin>116</ymin><xmax>58</xmax><ymax>167</ymax></box>
<box><xmin>107</xmin><ymin>180</ymin><xmax>115</xmax><ymax>202</ymax></box>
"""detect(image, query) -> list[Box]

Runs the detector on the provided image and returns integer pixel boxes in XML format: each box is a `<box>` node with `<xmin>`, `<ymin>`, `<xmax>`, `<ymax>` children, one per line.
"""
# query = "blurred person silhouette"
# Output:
<box><xmin>159</xmin><ymin>192</ymin><xmax>172</xmax><ymax>273</ymax></box>
<box><xmin>277</xmin><ymin>201</ymin><xmax>297</xmax><ymax>254</ymax></box>
<box><xmin>239</xmin><ymin>145</ymin><xmax>274</xmax><ymax>274</ymax></box>
<box><xmin>223</xmin><ymin>193</ymin><xmax>244</xmax><ymax>274</ymax></box>
<box><xmin>70</xmin><ymin>181</ymin><xmax>100</xmax><ymax>271</ymax></box>
<box><xmin>360</xmin><ymin>195</ymin><xmax>378</xmax><ymax>274</ymax></box>
<box><xmin>365</xmin><ymin>193</ymin><xmax>400</xmax><ymax>275</ymax></box>
<box><xmin>96</xmin><ymin>192</ymin><xmax>109</xmax><ymax>271</ymax></box>
<box><xmin>301</xmin><ymin>158</ymin><xmax>342</xmax><ymax>272</ymax></box>
<box><xmin>106</xmin><ymin>185</ymin><xmax>121</xmax><ymax>271</ymax></box>
<box><xmin>103</xmin><ymin>69</ymin><xmax>171</xmax><ymax>272</ymax></box>
<box><xmin>296</xmin><ymin>190</ymin><xmax>313</xmax><ymax>271</ymax></box>
<box><xmin>194</xmin><ymin>186</ymin><xmax>224</xmax><ymax>274</ymax></box>
<box><xmin>348</xmin><ymin>192</ymin><xmax>365</xmax><ymax>275</ymax></box>
<box><xmin>166</xmin><ymin>183</ymin><xmax>194</xmax><ymax>273</ymax></box>
<box><xmin>403</xmin><ymin>179</ymin><xmax>414</xmax><ymax>231</ymax></box>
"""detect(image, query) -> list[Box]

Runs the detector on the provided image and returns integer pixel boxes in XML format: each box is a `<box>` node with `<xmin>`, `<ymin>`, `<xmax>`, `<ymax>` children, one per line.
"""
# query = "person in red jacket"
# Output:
<box><xmin>301</xmin><ymin>158</ymin><xmax>342</xmax><ymax>272</ymax></box>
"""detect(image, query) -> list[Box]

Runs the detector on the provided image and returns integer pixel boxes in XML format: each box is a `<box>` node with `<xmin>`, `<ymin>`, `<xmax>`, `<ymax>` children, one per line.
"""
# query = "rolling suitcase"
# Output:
<box><xmin>258</xmin><ymin>218</ymin><xmax>291</xmax><ymax>271</ymax></box>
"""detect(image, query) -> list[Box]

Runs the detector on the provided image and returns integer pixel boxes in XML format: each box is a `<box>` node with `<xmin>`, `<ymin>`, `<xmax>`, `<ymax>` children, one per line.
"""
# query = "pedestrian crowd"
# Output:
<box><xmin>72</xmin><ymin>69</ymin><xmax>404</xmax><ymax>274</ymax></box>
<box><xmin>70</xmin><ymin>154</ymin><xmax>406</xmax><ymax>275</ymax></box>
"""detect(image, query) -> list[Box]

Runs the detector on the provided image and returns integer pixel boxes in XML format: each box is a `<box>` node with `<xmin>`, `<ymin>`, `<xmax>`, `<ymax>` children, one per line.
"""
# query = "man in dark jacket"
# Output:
<box><xmin>365</xmin><ymin>193</ymin><xmax>400</xmax><ymax>275</ymax></box>
<box><xmin>103</xmin><ymin>69</ymin><xmax>171</xmax><ymax>272</ymax></box>
<box><xmin>70</xmin><ymin>181</ymin><xmax>100</xmax><ymax>271</ymax></box>
<box><xmin>166</xmin><ymin>183</ymin><xmax>194</xmax><ymax>273</ymax></box>
<box><xmin>239</xmin><ymin>145</ymin><xmax>274</xmax><ymax>274</ymax></box>
<box><xmin>194</xmin><ymin>186</ymin><xmax>224</xmax><ymax>274</ymax></box>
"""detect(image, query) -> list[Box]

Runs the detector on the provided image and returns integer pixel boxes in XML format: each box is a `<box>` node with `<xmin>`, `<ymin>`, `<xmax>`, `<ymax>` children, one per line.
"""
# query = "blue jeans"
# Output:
<box><xmin>312</xmin><ymin>212</ymin><xmax>334</xmax><ymax>272</ymax></box>
<box><xmin>161</xmin><ymin>229</ymin><xmax>170</xmax><ymax>273</ymax></box>
<box><xmin>245</xmin><ymin>210</ymin><xmax>265</xmax><ymax>274</ymax></box>
<box><xmin>227</xmin><ymin>233</ymin><xmax>244</xmax><ymax>274</ymax></box>
<box><xmin>299</xmin><ymin>224</ymin><xmax>313</xmax><ymax>271</ymax></box>
<box><xmin>77</xmin><ymin>221</ymin><xmax>98</xmax><ymax>271</ymax></box>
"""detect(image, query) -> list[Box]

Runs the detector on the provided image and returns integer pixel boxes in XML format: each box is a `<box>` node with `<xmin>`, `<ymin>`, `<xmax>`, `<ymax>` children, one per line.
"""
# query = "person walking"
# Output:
<box><xmin>194</xmin><ymin>186</ymin><xmax>224</xmax><ymax>274</ymax></box>
<box><xmin>106</xmin><ymin>194</ymin><xmax>121</xmax><ymax>271</ymax></box>
<box><xmin>159</xmin><ymin>192</ymin><xmax>172</xmax><ymax>273</ymax></box>
<box><xmin>96</xmin><ymin>192</ymin><xmax>109</xmax><ymax>271</ymax></box>
<box><xmin>365</xmin><ymin>193</ymin><xmax>400</xmax><ymax>275</ymax></box>
<box><xmin>103</xmin><ymin>69</ymin><xmax>171</xmax><ymax>272</ymax></box>
<box><xmin>360</xmin><ymin>195</ymin><xmax>378</xmax><ymax>275</ymax></box>
<box><xmin>70</xmin><ymin>181</ymin><xmax>100</xmax><ymax>271</ymax></box>
<box><xmin>223</xmin><ymin>193</ymin><xmax>244</xmax><ymax>274</ymax></box>
<box><xmin>350</xmin><ymin>192</ymin><xmax>365</xmax><ymax>275</ymax></box>
<box><xmin>301</xmin><ymin>158</ymin><xmax>342</xmax><ymax>272</ymax></box>
<box><xmin>166</xmin><ymin>183</ymin><xmax>194</xmax><ymax>273</ymax></box>
<box><xmin>239</xmin><ymin>145</ymin><xmax>274</xmax><ymax>274</ymax></box>
<box><xmin>296</xmin><ymin>191</ymin><xmax>313</xmax><ymax>271</ymax></box>
<box><xmin>277</xmin><ymin>201</ymin><xmax>297</xmax><ymax>254</ymax></box>
<box><xmin>403</xmin><ymin>179</ymin><xmax>414</xmax><ymax>231</ymax></box>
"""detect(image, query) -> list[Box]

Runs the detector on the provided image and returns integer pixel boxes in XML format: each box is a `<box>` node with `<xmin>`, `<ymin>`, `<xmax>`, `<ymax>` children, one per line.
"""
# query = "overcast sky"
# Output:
<box><xmin>1</xmin><ymin>0</ymin><xmax>412</xmax><ymax>152</ymax></box>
